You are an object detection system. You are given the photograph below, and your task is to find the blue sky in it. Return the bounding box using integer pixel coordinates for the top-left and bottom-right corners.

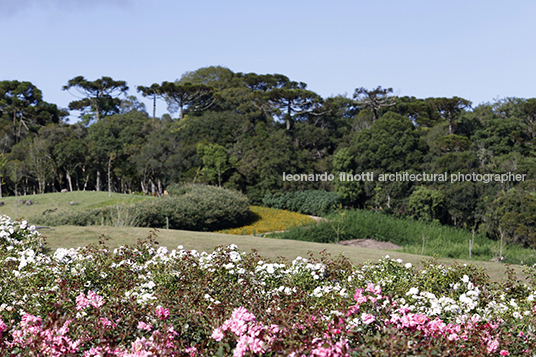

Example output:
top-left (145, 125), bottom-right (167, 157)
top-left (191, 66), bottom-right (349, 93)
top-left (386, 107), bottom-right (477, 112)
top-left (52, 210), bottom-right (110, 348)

top-left (1, 0), bottom-right (535, 122)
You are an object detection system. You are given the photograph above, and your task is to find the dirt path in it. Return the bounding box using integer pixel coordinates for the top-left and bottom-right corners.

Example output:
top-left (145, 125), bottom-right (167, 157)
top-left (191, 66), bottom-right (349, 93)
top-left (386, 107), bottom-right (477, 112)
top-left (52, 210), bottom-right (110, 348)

top-left (337, 239), bottom-right (402, 250)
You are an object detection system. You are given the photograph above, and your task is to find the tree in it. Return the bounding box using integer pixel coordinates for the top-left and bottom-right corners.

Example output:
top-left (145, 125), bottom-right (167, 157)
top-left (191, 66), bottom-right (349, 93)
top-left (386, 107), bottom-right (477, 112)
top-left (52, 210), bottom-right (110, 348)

top-left (521, 98), bottom-right (536, 140)
top-left (390, 96), bottom-right (442, 127)
top-left (333, 112), bottom-right (428, 208)
top-left (54, 131), bottom-right (88, 192)
top-left (429, 97), bottom-right (471, 135)
top-left (484, 188), bottom-right (536, 248)
top-left (159, 81), bottom-right (215, 121)
top-left (197, 142), bottom-right (231, 187)
top-left (0, 153), bottom-right (6, 198)
top-left (0, 80), bottom-right (66, 144)
top-left (353, 86), bottom-right (395, 122)
top-left (62, 76), bottom-right (129, 123)
top-left (407, 186), bottom-right (445, 222)
top-left (137, 84), bottom-right (165, 121)
top-left (244, 73), bottom-right (323, 130)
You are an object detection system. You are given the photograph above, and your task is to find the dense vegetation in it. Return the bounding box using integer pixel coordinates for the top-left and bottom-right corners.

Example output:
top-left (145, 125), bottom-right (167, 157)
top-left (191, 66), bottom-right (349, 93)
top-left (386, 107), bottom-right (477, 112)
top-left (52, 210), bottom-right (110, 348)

top-left (1, 216), bottom-right (535, 355)
top-left (32, 184), bottom-right (250, 231)
top-left (1, 66), bottom-right (536, 249)
top-left (275, 209), bottom-right (535, 265)
top-left (262, 190), bottom-right (341, 216)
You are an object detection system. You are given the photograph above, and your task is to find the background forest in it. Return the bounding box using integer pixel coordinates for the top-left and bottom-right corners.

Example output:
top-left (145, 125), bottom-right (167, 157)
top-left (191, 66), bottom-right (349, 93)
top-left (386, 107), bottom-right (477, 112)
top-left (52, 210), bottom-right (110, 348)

top-left (1, 65), bottom-right (535, 248)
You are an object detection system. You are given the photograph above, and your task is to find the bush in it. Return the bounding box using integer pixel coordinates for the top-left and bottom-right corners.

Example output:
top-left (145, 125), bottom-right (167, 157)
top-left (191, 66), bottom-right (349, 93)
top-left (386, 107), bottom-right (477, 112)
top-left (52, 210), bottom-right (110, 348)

top-left (33, 184), bottom-right (250, 231)
top-left (262, 190), bottom-right (341, 216)
top-left (135, 184), bottom-right (250, 231)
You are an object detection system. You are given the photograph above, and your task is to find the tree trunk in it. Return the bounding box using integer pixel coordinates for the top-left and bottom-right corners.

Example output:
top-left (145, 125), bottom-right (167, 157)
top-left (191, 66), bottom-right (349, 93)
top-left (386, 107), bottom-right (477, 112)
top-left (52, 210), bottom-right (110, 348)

top-left (66, 169), bottom-right (73, 192)
top-left (108, 155), bottom-right (113, 197)
top-left (13, 109), bottom-right (17, 144)
top-left (83, 174), bottom-right (89, 191)
top-left (95, 98), bottom-right (100, 122)
top-left (96, 171), bottom-right (101, 191)
top-left (153, 96), bottom-right (156, 121)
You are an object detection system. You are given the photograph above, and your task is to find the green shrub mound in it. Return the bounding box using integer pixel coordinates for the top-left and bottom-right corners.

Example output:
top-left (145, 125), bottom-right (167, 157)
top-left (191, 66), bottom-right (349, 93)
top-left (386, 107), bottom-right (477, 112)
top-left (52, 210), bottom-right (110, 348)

top-left (33, 184), bottom-right (250, 231)
top-left (135, 184), bottom-right (250, 231)
top-left (262, 190), bottom-right (341, 216)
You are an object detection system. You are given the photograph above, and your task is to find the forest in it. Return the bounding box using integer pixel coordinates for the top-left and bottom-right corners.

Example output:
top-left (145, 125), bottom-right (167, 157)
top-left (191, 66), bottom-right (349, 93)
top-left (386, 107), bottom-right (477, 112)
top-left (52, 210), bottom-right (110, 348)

top-left (1, 65), bottom-right (535, 248)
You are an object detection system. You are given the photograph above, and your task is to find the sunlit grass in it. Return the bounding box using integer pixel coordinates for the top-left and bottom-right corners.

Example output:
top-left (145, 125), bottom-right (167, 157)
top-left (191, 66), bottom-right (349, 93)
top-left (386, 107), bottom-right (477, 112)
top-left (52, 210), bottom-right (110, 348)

top-left (216, 206), bottom-right (315, 235)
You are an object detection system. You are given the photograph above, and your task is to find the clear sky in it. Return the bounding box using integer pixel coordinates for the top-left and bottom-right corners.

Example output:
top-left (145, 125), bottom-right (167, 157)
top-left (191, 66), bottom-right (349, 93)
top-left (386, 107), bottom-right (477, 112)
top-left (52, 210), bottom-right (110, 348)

top-left (1, 0), bottom-right (535, 122)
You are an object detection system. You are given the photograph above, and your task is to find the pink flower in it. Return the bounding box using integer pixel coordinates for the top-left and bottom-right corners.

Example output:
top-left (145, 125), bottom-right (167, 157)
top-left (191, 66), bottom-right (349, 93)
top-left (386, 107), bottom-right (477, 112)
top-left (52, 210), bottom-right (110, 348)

top-left (99, 317), bottom-right (116, 329)
top-left (361, 313), bottom-right (375, 325)
top-left (412, 314), bottom-right (428, 325)
top-left (76, 291), bottom-right (105, 310)
top-left (155, 305), bottom-right (170, 320)
top-left (136, 321), bottom-right (153, 331)
top-left (211, 327), bottom-right (225, 341)
top-left (87, 291), bottom-right (105, 309)
top-left (353, 289), bottom-right (367, 304)
top-left (185, 346), bottom-right (198, 356)
top-left (365, 283), bottom-right (381, 296)
top-left (500, 351), bottom-right (510, 356)
top-left (75, 293), bottom-right (90, 311)
top-left (231, 307), bottom-right (255, 323)
top-left (0, 318), bottom-right (7, 333)
top-left (487, 339), bottom-right (499, 354)
top-left (20, 314), bottom-right (42, 327)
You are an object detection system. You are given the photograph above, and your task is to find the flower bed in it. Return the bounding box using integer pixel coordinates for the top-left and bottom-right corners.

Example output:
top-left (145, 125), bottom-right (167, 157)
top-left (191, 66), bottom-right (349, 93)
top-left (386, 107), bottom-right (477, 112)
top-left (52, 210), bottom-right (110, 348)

top-left (0, 213), bottom-right (535, 356)
top-left (216, 206), bottom-right (315, 235)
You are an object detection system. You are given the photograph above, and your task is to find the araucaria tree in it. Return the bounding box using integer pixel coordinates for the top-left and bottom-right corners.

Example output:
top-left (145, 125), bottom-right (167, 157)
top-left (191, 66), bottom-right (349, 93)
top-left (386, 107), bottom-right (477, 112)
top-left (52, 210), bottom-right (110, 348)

top-left (159, 81), bottom-right (215, 121)
top-left (353, 86), bottom-right (396, 122)
top-left (62, 76), bottom-right (129, 123)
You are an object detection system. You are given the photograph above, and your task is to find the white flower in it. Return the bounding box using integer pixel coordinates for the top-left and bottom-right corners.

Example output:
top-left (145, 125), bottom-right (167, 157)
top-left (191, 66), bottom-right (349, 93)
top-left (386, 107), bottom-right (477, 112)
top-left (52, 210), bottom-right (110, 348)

top-left (406, 287), bottom-right (419, 296)
top-left (405, 263), bottom-right (412, 269)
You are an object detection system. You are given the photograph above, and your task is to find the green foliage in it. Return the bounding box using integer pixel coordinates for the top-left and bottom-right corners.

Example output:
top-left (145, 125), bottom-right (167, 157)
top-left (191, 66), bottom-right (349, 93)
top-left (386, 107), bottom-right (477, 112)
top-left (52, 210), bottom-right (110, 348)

top-left (276, 209), bottom-right (535, 264)
top-left (197, 142), bottom-right (231, 187)
top-left (35, 184), bottom-right (250, 232)
top-left (262, 190), bottom-right (341, 216)
top-left (484, 188), bottom-right (536, 248)
top-left (62, 76), bottom-right (129, 123)
top-left (407, 186), bottom-right (445, 222)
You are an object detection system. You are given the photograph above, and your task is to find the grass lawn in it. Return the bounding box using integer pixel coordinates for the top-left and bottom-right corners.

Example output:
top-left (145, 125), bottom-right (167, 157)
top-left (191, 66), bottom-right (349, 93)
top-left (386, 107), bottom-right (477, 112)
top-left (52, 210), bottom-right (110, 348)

top-left (0, 191), bottom-right (152, 221)
top-left (0, 191), bottom-right (527, 283)
top-left (40, 225), bottom-right (526, 283)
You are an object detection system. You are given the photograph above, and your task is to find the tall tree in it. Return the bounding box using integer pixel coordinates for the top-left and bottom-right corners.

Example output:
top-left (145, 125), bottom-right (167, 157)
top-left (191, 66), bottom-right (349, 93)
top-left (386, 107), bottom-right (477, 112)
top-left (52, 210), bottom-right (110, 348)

top-left (429, 97), bottom-right (471, 135)
top-left (62, 76), bottom-right (129, 123)
top-left (244, 73), bottom-right (323, 130)
top-left (159, 81), bottom-right (215, 121)
top-left (137, 84), bottom-right (165, 121)
top-left (0, 80), bottom-right (65, 144)
top-left (353, 86), bottom-right (395, 122)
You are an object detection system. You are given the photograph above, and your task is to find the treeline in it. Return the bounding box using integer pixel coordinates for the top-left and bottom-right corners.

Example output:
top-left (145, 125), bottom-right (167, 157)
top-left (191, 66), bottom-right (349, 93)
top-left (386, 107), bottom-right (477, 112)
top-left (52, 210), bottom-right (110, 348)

top-left (1, 66), bottom-right (536, 246)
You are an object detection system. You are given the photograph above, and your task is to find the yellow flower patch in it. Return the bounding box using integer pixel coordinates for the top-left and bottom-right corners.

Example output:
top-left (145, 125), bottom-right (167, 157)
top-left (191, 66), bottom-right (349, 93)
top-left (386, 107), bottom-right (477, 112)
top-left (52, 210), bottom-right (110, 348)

top-left (217, 206), bottom-right (315, 235)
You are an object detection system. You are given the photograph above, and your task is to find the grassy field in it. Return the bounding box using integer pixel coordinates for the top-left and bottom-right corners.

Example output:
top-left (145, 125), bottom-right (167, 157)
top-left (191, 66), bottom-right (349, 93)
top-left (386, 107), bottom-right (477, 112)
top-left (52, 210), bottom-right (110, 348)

top-left (0, 191), bottom-right (529, 282)
top-left (0, 191), bottom-right (152, 221)
top-left (39, 225), bottom-right (527, 282)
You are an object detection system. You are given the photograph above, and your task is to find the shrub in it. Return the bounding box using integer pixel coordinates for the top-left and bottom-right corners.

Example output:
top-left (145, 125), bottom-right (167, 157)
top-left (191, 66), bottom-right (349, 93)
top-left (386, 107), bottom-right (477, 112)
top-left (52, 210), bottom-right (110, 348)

top-left (33, 184), bottom-right (250, 231)
top-left (262, 190), bottom-right (341, 216)
top-left (135, 185), bottom-right (250, 231)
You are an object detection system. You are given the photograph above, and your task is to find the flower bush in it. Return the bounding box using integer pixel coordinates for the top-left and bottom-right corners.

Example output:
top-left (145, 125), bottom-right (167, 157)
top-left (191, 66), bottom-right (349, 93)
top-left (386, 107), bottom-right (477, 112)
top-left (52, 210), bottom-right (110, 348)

top-left (0, 213), bottom-right (535, 355)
